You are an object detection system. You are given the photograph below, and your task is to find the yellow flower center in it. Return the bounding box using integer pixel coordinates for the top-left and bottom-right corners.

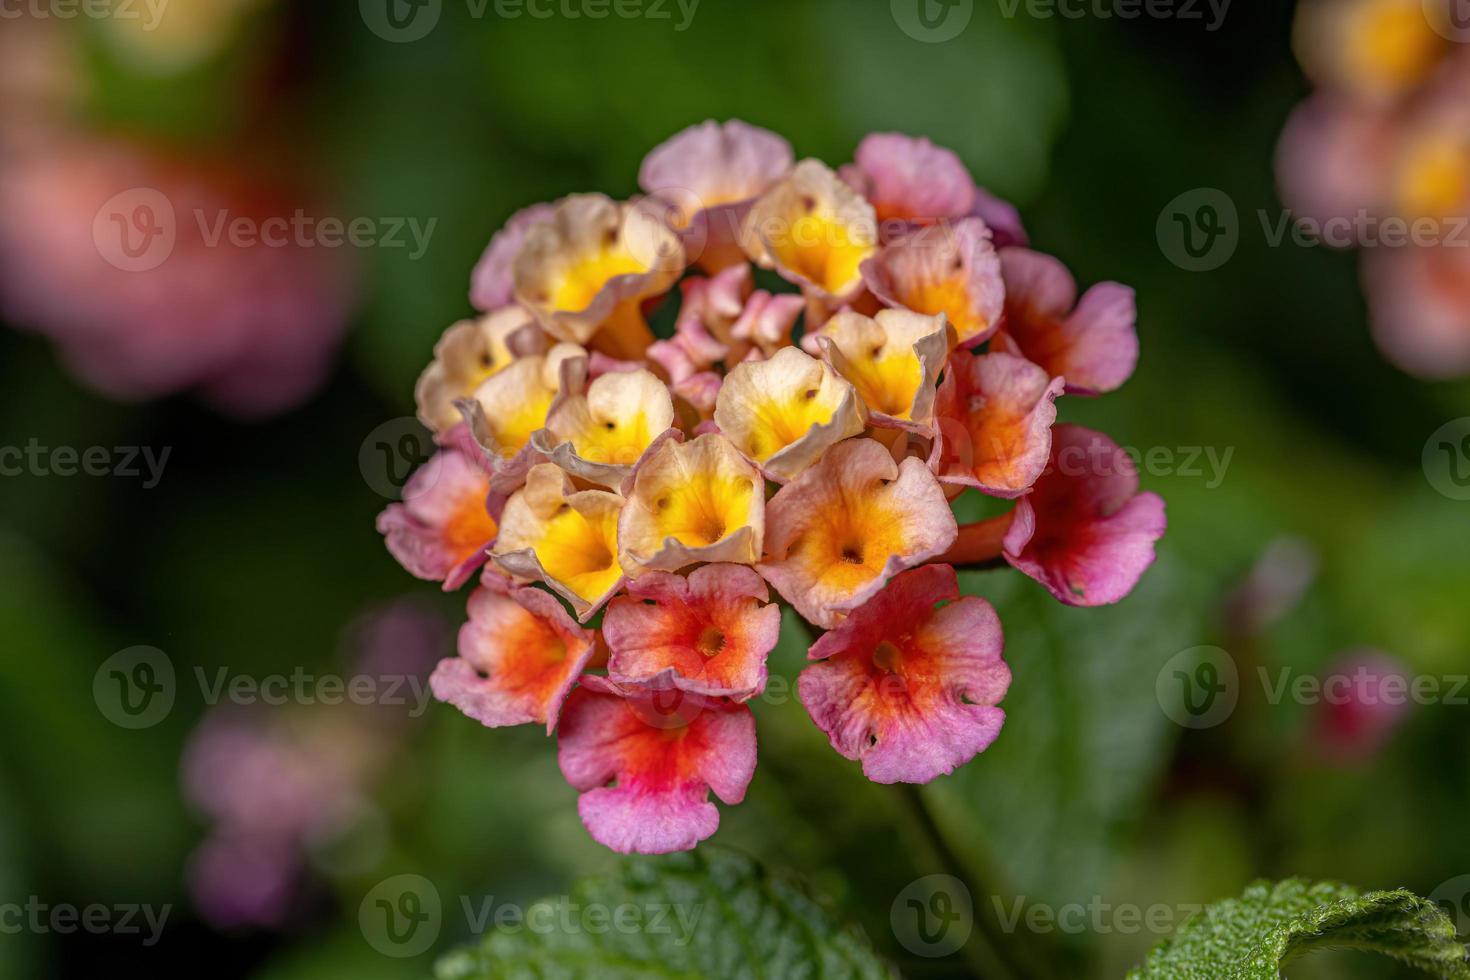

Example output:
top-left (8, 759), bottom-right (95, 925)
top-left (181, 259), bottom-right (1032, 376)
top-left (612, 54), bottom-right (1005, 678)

top-left (1396, 133), bottom-right (1470, 220)
top-left (771, 211), bottom-right (873, 295)
top-left (551, 246), bottom-right (648, 313)
top-left (1348, 1), bottom-right (1443, 92)
top-left (842, 345), bottom-right (923, 419)
top-left (534, 505), bottom-right (622, 604)
top-left (653, 472), bottom-right (755, 548)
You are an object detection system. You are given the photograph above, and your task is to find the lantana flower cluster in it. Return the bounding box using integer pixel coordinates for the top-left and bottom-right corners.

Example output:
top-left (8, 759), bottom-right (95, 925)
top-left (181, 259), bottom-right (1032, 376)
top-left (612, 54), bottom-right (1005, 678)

top-left (378, 120), bottom-right (1166, 855)
top-left (1278, 0), bottom-right (1470, 377)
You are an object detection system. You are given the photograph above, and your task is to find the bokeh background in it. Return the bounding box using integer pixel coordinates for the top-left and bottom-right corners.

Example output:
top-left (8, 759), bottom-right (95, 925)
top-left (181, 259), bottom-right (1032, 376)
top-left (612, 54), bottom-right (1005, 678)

top-left (1, 1), bottom-right (1468, 978)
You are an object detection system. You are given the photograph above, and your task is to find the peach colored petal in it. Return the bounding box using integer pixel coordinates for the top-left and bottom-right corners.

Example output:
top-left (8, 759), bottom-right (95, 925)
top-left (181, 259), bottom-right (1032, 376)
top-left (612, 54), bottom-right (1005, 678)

top-left (531, 368), bottom-right (675, 488)
top-left (714, 346), bottom-right (868, 483)
top-left (813, 308), bottom-right (950, 431)
top-left (415, 306), bottom-right (546, 434)
top-left (861, 218), bottom-right (1003, 346)
top-left (603, 564), bottom-right (780, 700)
top-left (376, 448), bottom-right (496, 591)
top-left (740, 159), bottom-right (878, 303)
top-left (758, 438), bottom-right (957, 628)
top-left (934, 349), bottom-right (1061, 497)
top-left (617, 433), bottom-right (764, 576)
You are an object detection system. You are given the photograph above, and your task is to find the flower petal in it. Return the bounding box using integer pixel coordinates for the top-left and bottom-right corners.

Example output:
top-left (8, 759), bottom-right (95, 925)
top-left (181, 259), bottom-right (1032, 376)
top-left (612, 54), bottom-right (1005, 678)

top-left (934, 349), bottom-right (1061, 497)
top-left (415, 306), bottom-right (546, 434)
top-left (714, 346), bottom-right (868, 482)
top-left (759, 438), bottom-right (957, 628)
top-left (843, 132), bottom-right (976, 231)
top-left (376, 448), bottom-right (496, 590)
top-left (741, 159), bottom-right (878, 303)
top-left (1003, 425), bottom-right (1166, 606)
top-left (470, 201), bottom-right (559, 312)
top-left (557, 677), bottom-right (756, 854)
top-left (431, 573), bottom-right (596, 732)
top-left (603, 564), bottom-right (780, 700)
top-left (531, 368), bottom-right (676, 488)
top-left (492, 463), bottom-right (625, 620)
top-left (799, 564), bottom-right (1009, 784)
top-left (861, 218), bottom-right (1004, 346)
top-left (618, 433), bottom-right (764, 576)
top-left (993, 247), bottom-right (1138, 396)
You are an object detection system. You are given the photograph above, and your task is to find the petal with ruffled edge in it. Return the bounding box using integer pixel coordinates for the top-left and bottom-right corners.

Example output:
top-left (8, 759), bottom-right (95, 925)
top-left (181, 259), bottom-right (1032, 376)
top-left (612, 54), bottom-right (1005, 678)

top-left (1003, 425), bottom-right (1166, 606)
top-left (431, 573), bottom-right (596, 732)
top-left (531, 368), bottom-right (676, 488)
top-left (513, 194), bottom-right (686, 360)
top-left (470, 201), bottom-right (559, 312)
top-left (934, 349), bottom-right (1062, 498)
top-left (639, 120), bottom-right (793, 272)
top-left (603, 564), bottom-right (780, 700)
top-left (842, 133), bottom-right (976, 230)
top-left (992, 247), bottom-right (1138, 396)
top-left (861, 218), bottom-right (1003, 346)
top-left (492, 463), bottom-right (625, 620)
top-left (798, 564), bottom-right (1009, 784)
top-left (376, 448), bottom-right (496, 591)
top-left (714, 346), bottom-right (868, 483)
top-left (759, 438), bottom-right (957, 629)
top-left (459, 343), bottom-right (587, 491)
top-left (618, 433), bottom-right (764, 576)
top-left (557, 676), bottom-right (756, 854)
top-left (741, 159), bottom-right (878, 304)
top-left (415, 306), bottom-right (547, 434)
top-left (813, 308), bottom-right (950, 430)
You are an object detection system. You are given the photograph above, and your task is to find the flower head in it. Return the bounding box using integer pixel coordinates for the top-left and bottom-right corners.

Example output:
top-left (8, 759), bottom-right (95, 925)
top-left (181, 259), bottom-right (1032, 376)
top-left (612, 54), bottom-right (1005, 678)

top-left (861, 218), bottom-right (1004, 346)
top-left (415, 306), bottom-right (546, 434)
top-left (714, 346), bottom-right (868, 482)
top-left (799, 564), bottom-right (1009, 783)
top-left (431, 572), bottom-right (598, 733)
top-left (1003, 425), bottom-right (1166, 606)
top-left (640, 119), bottom-right (793, 272)
top-left (513, 193), bottom-right (685, 359)
top-left (376, 447), bottom-right (496, 591)
top-left (618, 433), bottom-right (764, 575)
top-left (933, 349), bottom-right (1062, 497)
top-left (813, 308), bottom-right (950, 430)
top-left (492, 462), bottom-right (625, 620)
top-left (603, 564), bottom-right (780, 700)
top-left (759, 438), bottom-right (957, 628)
top-left (992, 247), bottom-right (1138, 396)
top-left (741, 159), bottom-right (878, 304)
top-left (557, 676), bottom-right (756, 854)
top-left (531, 368), bottom-right (676, 488)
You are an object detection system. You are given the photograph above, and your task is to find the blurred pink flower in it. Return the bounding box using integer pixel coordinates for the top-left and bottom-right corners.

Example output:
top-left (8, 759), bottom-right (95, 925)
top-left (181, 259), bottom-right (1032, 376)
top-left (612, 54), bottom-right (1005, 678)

top-left (0, 134), bottom-right (355, 416)
top-left (1312, 650), bottom-right (1413, 764)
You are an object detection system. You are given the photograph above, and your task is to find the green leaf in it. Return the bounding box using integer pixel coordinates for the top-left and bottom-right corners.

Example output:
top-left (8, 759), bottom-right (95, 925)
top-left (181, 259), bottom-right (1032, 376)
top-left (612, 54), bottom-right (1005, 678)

top-left (435, 847), bottom-right (893, 980)
top-left (1127, 879), bottom-right (1470, 979)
